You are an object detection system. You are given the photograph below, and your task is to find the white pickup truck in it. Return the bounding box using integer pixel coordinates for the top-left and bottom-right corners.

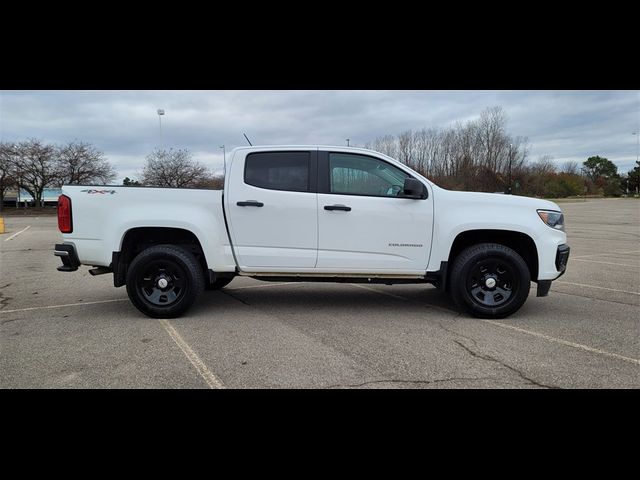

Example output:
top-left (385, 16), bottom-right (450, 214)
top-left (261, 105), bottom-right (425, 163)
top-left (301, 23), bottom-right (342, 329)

top-left (54, 146), bottom-right (570, 319)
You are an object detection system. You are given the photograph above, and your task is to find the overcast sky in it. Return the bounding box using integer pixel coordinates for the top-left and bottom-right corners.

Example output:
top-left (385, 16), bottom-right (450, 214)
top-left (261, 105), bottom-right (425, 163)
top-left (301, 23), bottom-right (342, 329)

top-left (1, 90), bottom-right (638, 182)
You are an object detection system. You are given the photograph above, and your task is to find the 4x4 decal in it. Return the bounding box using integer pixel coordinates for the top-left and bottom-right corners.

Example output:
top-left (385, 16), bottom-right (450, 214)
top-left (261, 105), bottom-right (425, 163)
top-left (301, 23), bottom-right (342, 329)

top-left (80, 189), bottom-right (116, 195)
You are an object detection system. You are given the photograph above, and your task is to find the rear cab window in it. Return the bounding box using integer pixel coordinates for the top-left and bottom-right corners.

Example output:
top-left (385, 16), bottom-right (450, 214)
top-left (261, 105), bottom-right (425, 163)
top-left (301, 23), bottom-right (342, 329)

top-left (244, 151), bottom-right (311, 192)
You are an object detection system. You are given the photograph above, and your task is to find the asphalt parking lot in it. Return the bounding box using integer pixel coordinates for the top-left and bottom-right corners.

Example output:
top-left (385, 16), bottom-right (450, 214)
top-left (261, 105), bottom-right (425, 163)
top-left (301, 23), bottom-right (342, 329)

top-left (1, 198), bottom-right (638, 388)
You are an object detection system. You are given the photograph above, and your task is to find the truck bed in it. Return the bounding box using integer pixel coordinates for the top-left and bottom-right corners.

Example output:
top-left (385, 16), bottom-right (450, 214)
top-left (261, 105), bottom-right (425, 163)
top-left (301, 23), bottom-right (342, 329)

top-left (60, 185), bottom-right (234, 270)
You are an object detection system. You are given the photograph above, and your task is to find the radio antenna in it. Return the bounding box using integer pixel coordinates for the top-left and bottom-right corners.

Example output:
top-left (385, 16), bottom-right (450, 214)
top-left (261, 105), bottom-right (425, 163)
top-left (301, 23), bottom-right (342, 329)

top-left (243, 133), bottom-right (253, 146)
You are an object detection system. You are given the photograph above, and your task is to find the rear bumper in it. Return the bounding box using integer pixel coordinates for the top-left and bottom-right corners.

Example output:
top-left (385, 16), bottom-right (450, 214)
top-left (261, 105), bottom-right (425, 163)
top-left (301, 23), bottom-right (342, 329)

top-left (54, 243), bottom-right (80, 272)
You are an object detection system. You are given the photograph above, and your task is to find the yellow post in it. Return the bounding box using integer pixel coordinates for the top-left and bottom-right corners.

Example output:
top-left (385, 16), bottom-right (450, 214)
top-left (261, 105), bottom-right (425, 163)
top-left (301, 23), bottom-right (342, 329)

top-left (0, 216), bottom-right (4, 234)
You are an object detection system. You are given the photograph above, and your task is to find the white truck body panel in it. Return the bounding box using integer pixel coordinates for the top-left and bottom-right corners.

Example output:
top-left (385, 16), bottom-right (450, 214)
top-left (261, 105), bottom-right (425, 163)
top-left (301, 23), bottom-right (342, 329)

top-left (316, 192), bottom-right (433, 273)
top-left (61, 186), bottom-right (236, 271)
top-left (426, 187), bottom-right (565, 280)
top-left (224, 148), bottom-right (318, 269)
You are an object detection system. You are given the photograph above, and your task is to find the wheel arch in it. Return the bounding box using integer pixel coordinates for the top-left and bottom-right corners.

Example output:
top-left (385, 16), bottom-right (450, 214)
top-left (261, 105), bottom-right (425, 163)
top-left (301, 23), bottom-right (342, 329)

top-left (113, 227), bottom-right (208, 287)
top-left (445, 229), bottom-right (539, 290)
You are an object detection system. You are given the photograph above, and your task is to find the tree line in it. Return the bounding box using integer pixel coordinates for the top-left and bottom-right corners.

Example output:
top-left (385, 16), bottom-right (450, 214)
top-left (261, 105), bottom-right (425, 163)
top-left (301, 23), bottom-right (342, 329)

top-left (2, 108), bottom-right (637, 211)
top-left (0, 141), bottom-right (224, 210)
top-left (0, 139), bottom-right (117, 209)
top-left (365, 106), bottom-right (640, 198)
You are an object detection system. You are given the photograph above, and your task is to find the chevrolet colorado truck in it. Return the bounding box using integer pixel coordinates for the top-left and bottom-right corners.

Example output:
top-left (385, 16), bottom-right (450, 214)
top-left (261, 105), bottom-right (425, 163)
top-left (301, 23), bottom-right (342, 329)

top-left (54, 146), bottom-right (570, 319)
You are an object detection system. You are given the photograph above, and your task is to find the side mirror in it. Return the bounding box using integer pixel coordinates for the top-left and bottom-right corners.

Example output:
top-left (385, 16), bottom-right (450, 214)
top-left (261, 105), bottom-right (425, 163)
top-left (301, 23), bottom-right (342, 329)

top-left (402, 178), bottom-right (425, 199)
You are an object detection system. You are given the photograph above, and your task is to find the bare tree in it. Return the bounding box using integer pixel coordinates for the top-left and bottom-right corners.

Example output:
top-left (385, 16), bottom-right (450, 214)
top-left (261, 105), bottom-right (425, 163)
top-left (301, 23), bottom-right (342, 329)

top-left (366, 135), bottom-right (398, 158)
top-left (0, 142), bottom-right (17, 211)
top-left (12, 139), bottom-right (59, 207)
top-left (397, 130), bottom-right (415, 167)
top-left (477, 106), bottom-right (508, 174)
top-left (561, 160), bottom-right (580, 175)
top-left (523, 155), bottom-right (557, 197)
top-left (56, 141), bottom-right (116, 185)
top-left (531, 155), bottom-right (557, 175)
top-left (366, 106), bottom-right (535, 193)
top-left (141, 148), bottom-right (214, 188)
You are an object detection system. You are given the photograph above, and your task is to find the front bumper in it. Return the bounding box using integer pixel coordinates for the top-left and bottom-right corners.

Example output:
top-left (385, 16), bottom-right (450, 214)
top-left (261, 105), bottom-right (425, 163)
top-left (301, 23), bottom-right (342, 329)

top-left (54, 243), bottom-right (80, 272)
top-left (555, 244), bottom-right (570, 273)
top-left (537, 244), bottom-right (570, 297)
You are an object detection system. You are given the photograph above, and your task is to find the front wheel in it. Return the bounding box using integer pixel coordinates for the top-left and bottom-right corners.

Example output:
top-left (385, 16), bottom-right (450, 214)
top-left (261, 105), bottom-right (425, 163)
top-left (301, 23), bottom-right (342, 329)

top-left (449, 243), bottom-right (531, 318)
top-left (126, 244), bottom-right (205, 318)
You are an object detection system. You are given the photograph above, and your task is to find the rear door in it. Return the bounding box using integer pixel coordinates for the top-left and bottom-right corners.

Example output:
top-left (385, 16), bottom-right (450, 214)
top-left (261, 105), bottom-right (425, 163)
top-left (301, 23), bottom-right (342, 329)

top-left (316, 150), bottom-right (433, 273)
top-left (225, 149), bottom-right (318, 269)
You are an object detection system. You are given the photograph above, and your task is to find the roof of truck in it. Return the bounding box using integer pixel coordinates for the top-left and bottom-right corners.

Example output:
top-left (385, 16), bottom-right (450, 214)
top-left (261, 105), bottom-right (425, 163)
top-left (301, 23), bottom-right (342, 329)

top-left (230, 145), bottom-right (381, 153)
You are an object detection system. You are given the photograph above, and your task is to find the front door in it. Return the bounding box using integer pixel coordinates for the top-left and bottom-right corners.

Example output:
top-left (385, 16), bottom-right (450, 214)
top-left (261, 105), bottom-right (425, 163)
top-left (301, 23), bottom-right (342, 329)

top-left (316, 151), bottom-right (433, 273)
top-left (225, 149), bottom-right (318, 269)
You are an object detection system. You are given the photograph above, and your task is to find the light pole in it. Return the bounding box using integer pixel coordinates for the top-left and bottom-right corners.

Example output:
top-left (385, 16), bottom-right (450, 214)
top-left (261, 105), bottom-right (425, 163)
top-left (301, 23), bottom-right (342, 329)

top-left (634, 131), bottom-right (639, 195)
top-left (157, 109), bottom-right (165, 151)
top-left (219, 145), bottom-right (226, 171)
top-left (346, 138), bottom-right (350, 147)
top-left (507, 143), bottom-right (513, 194)
top-left (12, 143), bottom-right (21, 209)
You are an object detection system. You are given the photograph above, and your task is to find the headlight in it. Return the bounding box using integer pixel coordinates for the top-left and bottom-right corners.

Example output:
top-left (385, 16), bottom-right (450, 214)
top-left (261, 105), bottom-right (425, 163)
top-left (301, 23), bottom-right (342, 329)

top-left (537, 210), bottom-right (565, 231)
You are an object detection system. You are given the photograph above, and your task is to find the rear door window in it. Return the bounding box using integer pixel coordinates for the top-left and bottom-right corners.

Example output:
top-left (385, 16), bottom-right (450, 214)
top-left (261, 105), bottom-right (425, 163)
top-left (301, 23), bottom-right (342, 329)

top-left (244, 152), bottom-right (310, 192)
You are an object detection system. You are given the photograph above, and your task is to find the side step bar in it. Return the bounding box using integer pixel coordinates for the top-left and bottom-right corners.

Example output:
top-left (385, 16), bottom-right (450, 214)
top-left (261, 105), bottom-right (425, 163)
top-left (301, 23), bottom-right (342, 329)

top-left (89, 266), bottom-right (112, 276)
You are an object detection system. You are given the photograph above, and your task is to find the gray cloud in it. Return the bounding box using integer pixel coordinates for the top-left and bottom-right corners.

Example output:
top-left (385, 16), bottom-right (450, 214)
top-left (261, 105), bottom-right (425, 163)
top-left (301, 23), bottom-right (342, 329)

top-left (1, 90), bottom-right (638, 181)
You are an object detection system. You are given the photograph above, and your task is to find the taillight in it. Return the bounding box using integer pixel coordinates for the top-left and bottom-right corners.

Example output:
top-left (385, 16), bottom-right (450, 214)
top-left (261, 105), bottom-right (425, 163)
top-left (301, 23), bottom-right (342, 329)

top-left (58, 194), bottom-right (73, 233)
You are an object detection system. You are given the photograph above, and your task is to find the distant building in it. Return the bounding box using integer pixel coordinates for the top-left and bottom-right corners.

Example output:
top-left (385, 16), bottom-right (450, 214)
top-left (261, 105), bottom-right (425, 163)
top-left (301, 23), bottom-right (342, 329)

top-left (3, 188), bottom-right (62, 206)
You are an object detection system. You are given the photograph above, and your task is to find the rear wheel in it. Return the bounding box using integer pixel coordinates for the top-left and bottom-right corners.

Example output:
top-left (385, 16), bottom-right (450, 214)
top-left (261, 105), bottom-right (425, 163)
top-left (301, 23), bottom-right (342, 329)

top-left (450, 243), bottom-right (531, 318)
top-left (126, 244), bottom-right (204, 318)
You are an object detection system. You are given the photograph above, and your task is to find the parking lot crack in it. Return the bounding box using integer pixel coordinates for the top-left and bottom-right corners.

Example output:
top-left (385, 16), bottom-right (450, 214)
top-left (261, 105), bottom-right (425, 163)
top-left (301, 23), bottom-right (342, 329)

top-left (551, 289), bottom-right (639, 307)
top-left (453, 340), bottom-right (559, 389)
top-left (0, 293), bottom-right (12, 310)
top-left (325, 377), bottom-right (494, 389)
top-left (435, 319), bottom-right (479, 346)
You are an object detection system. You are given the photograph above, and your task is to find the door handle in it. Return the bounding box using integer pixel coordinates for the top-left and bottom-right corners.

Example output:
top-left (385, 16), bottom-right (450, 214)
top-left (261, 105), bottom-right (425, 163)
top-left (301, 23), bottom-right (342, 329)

top-left (237, 200), bottom-right (264, 207)
top-left (324, 204), bottom-right (351, 212)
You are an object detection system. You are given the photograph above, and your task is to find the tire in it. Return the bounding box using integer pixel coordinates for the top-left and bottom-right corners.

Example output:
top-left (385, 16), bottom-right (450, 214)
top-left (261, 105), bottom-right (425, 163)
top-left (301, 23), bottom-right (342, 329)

top-left (449, 243), bottom-right (531, 319)
top-left (205, 276), bottom-right (235, 291)
top-left (125, 244), bottom-right (205, 318)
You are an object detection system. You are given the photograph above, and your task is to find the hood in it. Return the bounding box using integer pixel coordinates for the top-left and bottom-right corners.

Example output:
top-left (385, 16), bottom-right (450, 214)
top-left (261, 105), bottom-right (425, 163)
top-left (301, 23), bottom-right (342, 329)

top-left (433, 186), bottom-right (562, 212)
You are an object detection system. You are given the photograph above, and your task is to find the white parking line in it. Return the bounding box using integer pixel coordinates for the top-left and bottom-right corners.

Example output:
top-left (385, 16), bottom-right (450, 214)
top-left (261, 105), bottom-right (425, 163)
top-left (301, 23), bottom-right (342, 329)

top-left (3, 225), bottom-right (31, 241)
top-left (555, 281), bottom-right (640, 296)
top-left (351, 283), bottom-right (640, 366)
top-left (349, 283), bottom-right (457, 314)
top-left (158, 319), bottom-right (224, 389)
top-left (482, 320), bottom-right (640, 366)
top-left (572, 249), bottom-right (640, 259)
top-left (0, 298), bottom-right (128, 314)
top-left (225, 282), bottom-right (292, 291)
top-left (571, 258), bottom-right (640, 267)
top-left (0, 282), bottom-right (301, 313)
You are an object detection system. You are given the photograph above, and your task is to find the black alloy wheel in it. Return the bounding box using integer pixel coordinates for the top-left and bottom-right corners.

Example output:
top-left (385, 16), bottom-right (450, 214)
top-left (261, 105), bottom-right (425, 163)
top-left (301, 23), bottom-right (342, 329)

top-left (138, 259), bottom-right (188, 307)
top-left (450, 243), bottom-right (531, 318)
top-left (126, 244), bottom-right (204, 318)
top-left (466, 258), bottom-right (518, 308)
